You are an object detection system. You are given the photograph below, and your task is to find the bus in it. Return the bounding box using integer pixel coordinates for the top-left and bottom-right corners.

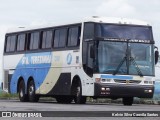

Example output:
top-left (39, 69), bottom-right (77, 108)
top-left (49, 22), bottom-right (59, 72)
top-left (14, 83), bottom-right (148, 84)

top-left (2, 16), bottom-right (159, 105)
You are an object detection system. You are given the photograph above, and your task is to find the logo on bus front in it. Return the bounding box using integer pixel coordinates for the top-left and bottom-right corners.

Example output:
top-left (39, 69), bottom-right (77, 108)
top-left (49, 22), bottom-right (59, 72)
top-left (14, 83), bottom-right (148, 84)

top-left (66, 53), bottom-right (72, 65)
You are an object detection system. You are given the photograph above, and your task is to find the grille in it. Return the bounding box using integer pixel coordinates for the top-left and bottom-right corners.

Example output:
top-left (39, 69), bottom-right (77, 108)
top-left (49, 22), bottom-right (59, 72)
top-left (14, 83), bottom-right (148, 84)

top-left (114, 79), bottom-right (141, 84)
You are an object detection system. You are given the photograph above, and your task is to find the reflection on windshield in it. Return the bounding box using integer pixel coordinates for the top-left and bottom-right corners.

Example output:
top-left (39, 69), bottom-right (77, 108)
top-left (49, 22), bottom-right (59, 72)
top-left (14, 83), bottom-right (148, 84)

top-left (98, 41), bottom-right (154, 76)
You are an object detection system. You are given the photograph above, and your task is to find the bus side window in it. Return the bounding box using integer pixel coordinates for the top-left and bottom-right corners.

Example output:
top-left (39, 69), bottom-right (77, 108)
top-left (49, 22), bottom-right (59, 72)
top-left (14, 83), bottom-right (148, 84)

top-left (5, 36), bottom-right (11, 52)
top-left (41, 30), bottom-right (53, 49)
top-left (67, 26), bottom-right (81, 47)
top-left (17, 34), bottom-right (26, 51)
top-left (28, 32), bottom-right (40, 50)
top-left (53, 28), bottom-right (67, 48)
top-left (83, 23), bottom-right (94, 39)
top-left (5, 35), bottom-right (17, 53)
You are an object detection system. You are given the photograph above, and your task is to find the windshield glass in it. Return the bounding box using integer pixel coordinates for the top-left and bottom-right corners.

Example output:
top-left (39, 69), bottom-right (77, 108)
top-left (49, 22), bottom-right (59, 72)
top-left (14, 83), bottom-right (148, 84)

top-left (98, 41), bottom-right (154, 76)
top-left (96, 24), bottom-right (153, 40)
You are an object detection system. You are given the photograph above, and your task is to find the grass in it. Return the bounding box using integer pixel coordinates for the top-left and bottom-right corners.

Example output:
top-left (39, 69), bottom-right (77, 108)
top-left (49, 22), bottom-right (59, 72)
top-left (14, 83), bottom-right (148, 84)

top-left (0, 87), bottom-right (18, 99)
top-left (0, 92), bottom-right (18, 99)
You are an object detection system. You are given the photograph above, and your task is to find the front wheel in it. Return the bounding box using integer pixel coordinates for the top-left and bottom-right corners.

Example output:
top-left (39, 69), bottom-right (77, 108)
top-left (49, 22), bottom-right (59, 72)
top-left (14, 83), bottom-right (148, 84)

top-left (122, 97), bottom-right (133, 106)
top-left (28, 80), bottom-right (39, 102)
top-left (74, 81), bottom-right (86, 104)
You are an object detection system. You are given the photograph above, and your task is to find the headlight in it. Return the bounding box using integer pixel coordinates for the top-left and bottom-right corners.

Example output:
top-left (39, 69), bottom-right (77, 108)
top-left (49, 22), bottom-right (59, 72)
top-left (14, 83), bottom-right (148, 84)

top-left (101, 79), bottom-right (112, 82)
top-left (144, 81), bottom-right (153, 84)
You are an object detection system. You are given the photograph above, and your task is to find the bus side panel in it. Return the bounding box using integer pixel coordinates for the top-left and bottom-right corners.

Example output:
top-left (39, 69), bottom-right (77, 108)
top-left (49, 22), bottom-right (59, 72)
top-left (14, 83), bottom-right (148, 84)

top-left (3, 54), bottom-right (24, 93)
top-left (46, 73), bottom-right (71, 95)
top-left (4, 52), bottom-right (52, 94)
top-left (37, 51), bottom-right (72, 95)
top-left (21, 52), bottom-right (52, 94)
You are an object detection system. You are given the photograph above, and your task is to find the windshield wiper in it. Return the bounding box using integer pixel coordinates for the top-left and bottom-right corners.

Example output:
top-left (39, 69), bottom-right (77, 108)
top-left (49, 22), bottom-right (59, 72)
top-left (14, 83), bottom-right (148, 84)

top-left (113, 54), bottom-right (127, 75)
top-left (113, 39), bottom-right (143, 77)
top-left (129, 57), bottom-right (143, 77)
top-left (113, 55), bottom-right (143, 77)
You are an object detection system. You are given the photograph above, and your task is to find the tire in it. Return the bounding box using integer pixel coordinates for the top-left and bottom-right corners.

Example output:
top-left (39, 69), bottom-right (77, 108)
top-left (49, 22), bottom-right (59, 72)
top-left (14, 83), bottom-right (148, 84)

top-left (123, 97), bottom-right (133, 106)
top-left (18, 80), bottom-right (28, 102)
top-left (28, 80), bottom-right (39, 102)
top-left (73, 81), bottom-right (86, 104)
top-left (56, 96), bottom-right (73, 104)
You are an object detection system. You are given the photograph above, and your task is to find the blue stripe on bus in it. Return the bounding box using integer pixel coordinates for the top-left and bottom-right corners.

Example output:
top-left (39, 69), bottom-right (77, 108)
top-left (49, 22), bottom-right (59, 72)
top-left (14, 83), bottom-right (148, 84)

top-left (10, 52), bottom-right (52, 94)
top-left (101, 75), bottom-right (133, 80)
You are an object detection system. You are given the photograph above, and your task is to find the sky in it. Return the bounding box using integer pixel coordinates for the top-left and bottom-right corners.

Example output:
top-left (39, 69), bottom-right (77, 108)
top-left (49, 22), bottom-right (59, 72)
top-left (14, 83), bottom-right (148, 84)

top-left (0, 0), bottom-right (160, 82)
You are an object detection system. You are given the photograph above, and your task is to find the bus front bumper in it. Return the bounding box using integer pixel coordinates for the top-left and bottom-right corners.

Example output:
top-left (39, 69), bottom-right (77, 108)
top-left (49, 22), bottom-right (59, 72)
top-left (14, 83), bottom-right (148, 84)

top-left (94, 83), bottom-right (154, 98)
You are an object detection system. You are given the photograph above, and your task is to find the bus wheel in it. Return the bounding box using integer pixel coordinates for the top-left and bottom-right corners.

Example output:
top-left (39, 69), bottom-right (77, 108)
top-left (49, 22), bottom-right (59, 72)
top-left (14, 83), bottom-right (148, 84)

top-left (74, 81), bottom-right (86, 104)
top-left (28, 80), bottom-right (39, 102)
top-left (122, 97), bottom-right (133, 106)
top-left (18, 80), bottom-right (28, 102)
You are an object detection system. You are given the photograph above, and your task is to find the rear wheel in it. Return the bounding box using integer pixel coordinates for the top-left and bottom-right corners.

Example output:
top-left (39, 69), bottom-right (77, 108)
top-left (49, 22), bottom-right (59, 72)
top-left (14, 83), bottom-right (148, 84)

top-left (18, 80), bottom-right (28, 102)
top-left (73, 81), bottom-right (86, 104)
top-left (28, 80), bottom-right (39, 102)
top-left (123, 97), bottom-right (133, 106)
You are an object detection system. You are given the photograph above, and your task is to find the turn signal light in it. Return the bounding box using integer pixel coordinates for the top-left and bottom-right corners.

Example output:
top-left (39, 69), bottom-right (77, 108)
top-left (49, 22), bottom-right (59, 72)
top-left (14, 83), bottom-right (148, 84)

top-left (95, 78), bottom-right (101, 83)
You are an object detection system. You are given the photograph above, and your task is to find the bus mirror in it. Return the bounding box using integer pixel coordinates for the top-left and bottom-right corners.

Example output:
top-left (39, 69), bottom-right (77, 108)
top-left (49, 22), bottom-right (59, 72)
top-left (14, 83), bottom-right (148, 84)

top-left (90, 45), bottom-right (95, 59)
top-left (155, 50), bottom-right (159, 65)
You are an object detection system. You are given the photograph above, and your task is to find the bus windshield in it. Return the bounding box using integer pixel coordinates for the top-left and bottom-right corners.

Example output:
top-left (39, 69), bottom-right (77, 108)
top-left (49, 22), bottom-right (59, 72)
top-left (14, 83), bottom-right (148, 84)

top-left (83, 23), bottom-right (154, 76)
top-left (95, 24), bottom-right (154, 76)
top-left (98, 41), bottom-right (154, 76)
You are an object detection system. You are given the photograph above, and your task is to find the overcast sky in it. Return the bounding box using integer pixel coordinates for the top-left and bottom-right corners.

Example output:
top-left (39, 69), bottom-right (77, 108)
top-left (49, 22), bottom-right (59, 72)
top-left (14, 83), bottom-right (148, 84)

top-left (0, 0), bottom-right (160, 81)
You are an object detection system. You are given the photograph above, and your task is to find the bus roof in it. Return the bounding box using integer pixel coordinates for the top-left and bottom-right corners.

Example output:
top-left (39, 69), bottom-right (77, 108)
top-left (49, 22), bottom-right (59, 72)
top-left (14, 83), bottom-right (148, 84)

top-left (6, 16), bottom-right (150, 34)
top-left (84, 16), bottom-right (149, 25)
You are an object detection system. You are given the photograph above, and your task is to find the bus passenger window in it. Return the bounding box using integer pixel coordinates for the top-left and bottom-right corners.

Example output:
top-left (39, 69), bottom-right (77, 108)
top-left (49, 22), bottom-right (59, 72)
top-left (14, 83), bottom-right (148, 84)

top-left (42, 31), bottom-right (52, 49)
top-left (67, 27), bottom-right (80, 47)
top-left (17, 34), bottom-right (26, 51)
top-left (29, 32), bottom-right (40, 50)
top-left (5, 35), bottom-right (16, 53)
top-left (54, 28), bottom-right (67, 48)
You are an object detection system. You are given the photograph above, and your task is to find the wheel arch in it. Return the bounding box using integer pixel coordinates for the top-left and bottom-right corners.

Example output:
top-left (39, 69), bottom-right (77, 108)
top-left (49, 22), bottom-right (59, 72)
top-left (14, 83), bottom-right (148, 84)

top-left (72, 75), bottom-right (81, 87)
top-left (71, 75), bottom-right (81, 95)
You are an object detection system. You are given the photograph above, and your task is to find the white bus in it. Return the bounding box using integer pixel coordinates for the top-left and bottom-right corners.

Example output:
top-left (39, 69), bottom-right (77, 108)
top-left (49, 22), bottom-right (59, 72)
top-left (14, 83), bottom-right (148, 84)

top-left (2, 17), bottom-right (159, 105)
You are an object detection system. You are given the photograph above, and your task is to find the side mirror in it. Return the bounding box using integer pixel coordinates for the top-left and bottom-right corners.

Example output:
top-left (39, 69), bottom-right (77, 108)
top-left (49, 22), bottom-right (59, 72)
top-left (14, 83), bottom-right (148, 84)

top-left (90, 45), bottom-right (95, 59)
top-left (155, 50), bottom-right (159, 65)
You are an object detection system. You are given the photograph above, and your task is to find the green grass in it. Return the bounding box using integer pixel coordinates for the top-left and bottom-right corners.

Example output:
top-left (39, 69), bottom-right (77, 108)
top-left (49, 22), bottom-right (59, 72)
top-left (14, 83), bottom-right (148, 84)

top-left (0, 86), bottom-right (18, 99)
top-left (0, 92), bottom-right (18, 99)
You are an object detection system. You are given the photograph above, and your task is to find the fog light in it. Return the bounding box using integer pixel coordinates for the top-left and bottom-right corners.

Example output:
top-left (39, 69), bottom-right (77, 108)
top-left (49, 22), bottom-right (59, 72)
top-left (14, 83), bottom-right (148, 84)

top-left (144, 89), bottom-right (152, 93)
top-left (106, 88), bottom-right (110, 91)
top-left (148, 90), bottom-right (152, 93)
top-left (101, 87), bottom-right (105, 91)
